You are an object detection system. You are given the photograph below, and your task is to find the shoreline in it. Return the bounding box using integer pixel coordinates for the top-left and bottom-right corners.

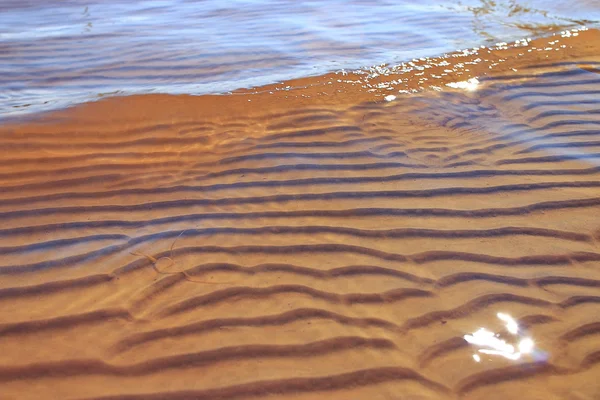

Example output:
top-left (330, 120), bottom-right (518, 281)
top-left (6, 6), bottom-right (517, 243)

top-left (3, 27), bottom-right (597, 127)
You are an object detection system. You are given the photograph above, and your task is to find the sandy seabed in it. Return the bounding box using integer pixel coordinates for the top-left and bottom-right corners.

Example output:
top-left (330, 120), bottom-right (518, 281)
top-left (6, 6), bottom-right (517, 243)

top-left (1, 29), bottom-right (600, 400)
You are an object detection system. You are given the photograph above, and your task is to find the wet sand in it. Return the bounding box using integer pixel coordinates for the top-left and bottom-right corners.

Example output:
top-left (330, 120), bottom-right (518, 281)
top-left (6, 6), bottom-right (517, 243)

top-left (1, 29), bottom-right (600, 399)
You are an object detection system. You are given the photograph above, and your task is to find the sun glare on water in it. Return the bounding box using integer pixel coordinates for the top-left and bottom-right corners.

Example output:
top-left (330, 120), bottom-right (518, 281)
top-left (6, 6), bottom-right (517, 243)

top-left (464, 312), bottom-right (540, 363)
top-left (446, 77), bottom-right (480, 91)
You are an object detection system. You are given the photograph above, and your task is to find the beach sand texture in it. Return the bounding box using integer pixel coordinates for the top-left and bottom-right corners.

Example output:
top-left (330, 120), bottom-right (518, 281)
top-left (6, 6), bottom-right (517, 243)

top-left (1, 29), bottom-right (600, 399)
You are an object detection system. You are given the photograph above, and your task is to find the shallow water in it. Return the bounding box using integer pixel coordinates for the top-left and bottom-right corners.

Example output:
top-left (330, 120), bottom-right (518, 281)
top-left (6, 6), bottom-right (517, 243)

top-left (1, 0), bottom-right (598, 116)
top-left (3, 50), bottom-right (600, 397)
top-left (2, 2), bottom-right (600, 400)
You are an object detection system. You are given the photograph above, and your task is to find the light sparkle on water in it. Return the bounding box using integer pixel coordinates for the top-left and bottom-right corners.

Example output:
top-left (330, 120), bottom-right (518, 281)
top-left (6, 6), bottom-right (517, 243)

top-left (464, 312), bottom-right (538, 363)
top-left (446, 77), bottom-right (480, 91)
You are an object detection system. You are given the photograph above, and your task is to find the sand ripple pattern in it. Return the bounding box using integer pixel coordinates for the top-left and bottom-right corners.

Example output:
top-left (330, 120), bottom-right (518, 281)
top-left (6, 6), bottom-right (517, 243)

top-left (1, 61), bottom-right (600, 399)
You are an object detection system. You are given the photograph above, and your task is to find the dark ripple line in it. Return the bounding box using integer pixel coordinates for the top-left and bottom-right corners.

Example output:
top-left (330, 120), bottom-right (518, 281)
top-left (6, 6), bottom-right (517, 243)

top-left (0, 308), bottom-right (133, 336)
top-left (497, 153), bottom-right (600, 165)
top-left (0, 225), bottom-right (590, 257)
top-left (252, 136), bottom-right (391, 150)
top-left (0, 161), bottom-right (429, 194)
top-left (456, 362), bottom-right (569, 394)
top-left (0, 336), bottom-right (395, 381)
top-left (516, 140), bottom-right (600, 154)
top-left (0, 161), bottom-right (190, 183)
top-left (113, 308), bottom-right (400, 353)
top-left (3, 180), bottom-right (600, 221)
top-left (77, 366), bottom-right (449, 400)
top-left (5, 166), bottom-right (600, 207)
top-left (460, 126), bottom-right (600, 152)
top-left (493, 78), bottom-right (600, 90)
top-left (560, 321), bottom-right (600, 342)
top-left (0, 234), bottom-right (129, 255)
top-left (1, 174), bottom-right (123, 193)
top-left (526, 109), bottom-right (600, 123)
top-left (193, 149), bottom-right (397, 167)
top-left (1, 196), bottom-right (599, 243)
top-left (4, 237), bottom-right (600, 274)
top-left (155, 284), bottom-right (433, 318)
top-left (0, 274), bottom-right (114, 301)
top-left (533, 119), bottom-right (600, 131)
top-left (520, 99), bottom-right (600, 112)
top-left (400, 293), bottom-right (554, 331)
top-left (500, 90), bottom-right (600, 102)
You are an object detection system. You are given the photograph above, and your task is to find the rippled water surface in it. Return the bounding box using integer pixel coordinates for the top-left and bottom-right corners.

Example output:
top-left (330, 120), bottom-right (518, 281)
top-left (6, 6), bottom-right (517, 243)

top-left (1, 0), bottom-right (597, 115)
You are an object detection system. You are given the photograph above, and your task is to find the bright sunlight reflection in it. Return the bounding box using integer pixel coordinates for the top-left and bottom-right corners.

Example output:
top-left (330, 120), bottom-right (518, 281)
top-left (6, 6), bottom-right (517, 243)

top-left (446, 77), bottom-right (480, 91)
top-left (464, 312), bottom-right (538, 362)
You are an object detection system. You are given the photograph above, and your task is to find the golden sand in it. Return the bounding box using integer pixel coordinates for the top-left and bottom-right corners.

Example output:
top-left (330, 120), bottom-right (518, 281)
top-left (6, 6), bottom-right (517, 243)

top-left (0, 29), bottom-right (599, 399)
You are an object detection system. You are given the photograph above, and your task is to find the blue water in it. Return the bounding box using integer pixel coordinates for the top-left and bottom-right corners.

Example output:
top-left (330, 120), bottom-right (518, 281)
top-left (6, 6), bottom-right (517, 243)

top-left (1, 0), bottom-right (597, 116)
